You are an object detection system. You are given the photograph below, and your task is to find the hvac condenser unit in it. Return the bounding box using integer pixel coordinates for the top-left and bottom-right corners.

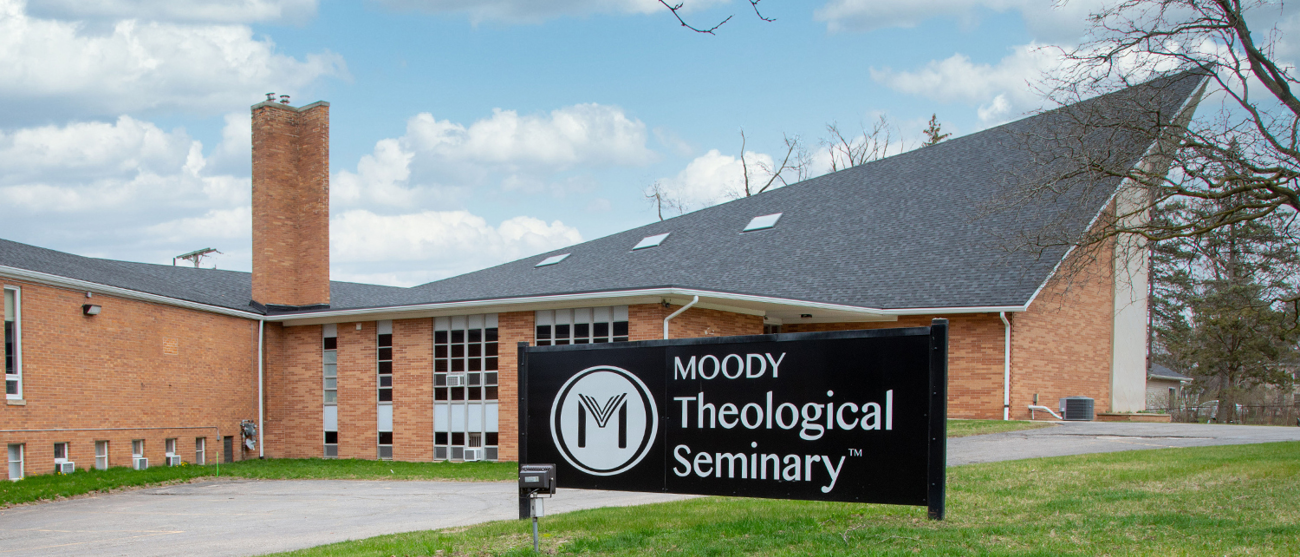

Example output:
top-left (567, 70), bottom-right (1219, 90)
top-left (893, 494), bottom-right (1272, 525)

top-left (463, 448), bottom-right (484, 462)
top-left (167, 455), bottom-right (182, 467)
top-left (57, 462), bottom-right (76, 474)
top-left (1059, 397), bottom-right (1095, 421)
top-left (133, 457), bottom-right (149, 470)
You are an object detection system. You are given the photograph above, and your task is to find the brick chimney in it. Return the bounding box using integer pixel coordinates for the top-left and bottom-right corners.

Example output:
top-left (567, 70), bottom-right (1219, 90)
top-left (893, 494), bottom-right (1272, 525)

top-left (251, 96), bottom-right (331, 308)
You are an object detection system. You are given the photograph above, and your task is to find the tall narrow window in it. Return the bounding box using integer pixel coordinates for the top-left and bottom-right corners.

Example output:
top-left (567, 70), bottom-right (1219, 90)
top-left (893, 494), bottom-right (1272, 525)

top-left (377, 321), bottom-right (393, 402)
top-left (95, 441), bottom-right (109, 470)
top-left (7, 444), bottom-right (22, 481)
top-left (4, 287), bottom-right (20, 399)
top-left (132, 440), bottom-right (144, 458)
top-left (434, 314), bottom-right (499, 461)
top-left (194, 438), bottom-right (205, 466)
top-left (323, 324), bottom-right (338, 458)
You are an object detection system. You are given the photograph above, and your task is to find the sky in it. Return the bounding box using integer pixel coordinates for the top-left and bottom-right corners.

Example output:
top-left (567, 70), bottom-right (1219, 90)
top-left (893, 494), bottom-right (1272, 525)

top-left (0, 0), bottom-right (1267, 287)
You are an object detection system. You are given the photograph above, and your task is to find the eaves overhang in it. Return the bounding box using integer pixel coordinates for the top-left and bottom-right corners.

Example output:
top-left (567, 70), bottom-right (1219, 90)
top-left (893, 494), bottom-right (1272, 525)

top-left (0, 264), bottom-right (263, 320)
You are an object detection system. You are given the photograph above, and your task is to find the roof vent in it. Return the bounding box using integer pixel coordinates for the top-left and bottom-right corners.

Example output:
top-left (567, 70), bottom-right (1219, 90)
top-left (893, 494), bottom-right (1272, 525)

top-left (535, 253), bottom-right (570, 267)
top-left (743, 213), bottom-right (783, 232)
top-left (633, 233), bottom-right (670, 250)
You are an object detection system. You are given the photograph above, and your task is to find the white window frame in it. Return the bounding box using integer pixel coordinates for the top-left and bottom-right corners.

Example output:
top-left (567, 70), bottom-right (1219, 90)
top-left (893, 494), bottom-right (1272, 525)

top-left (132, 439), bottom-right (144, 458)
top-left (165, 438), bottom-right (176, 457)
top-left (54, 442), bottom-right (68, 463)
top-left (4, 286), bottom-right (21, 400)
top-left (195, 438), bottom-right (205, 465)
top-left (95, 441), bottom-right (109, 470)
top-left (8, 444), bottom-right (23, 481)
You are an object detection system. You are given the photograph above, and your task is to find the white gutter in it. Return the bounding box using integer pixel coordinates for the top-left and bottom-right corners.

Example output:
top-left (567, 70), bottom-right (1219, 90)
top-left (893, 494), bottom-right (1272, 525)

top-left (1000, 311), bottom-right (1011, 421)
top-left (257, 318), bottom-right (265, 458)
top-left (265, 287), bottom-right (1027, 325)
top-left (0, 265), bottom-right (261, 320)
top-left (663, 296), bottom-right (699, 339)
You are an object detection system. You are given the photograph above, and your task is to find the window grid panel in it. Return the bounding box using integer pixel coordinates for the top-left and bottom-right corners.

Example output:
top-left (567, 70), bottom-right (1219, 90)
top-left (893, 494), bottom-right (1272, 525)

top-left (96, 441), bottom-right (109, 470)
top-left (8, 444), bottom-right (22, 481)
top-left (323, 325), bottom-right (337, 458)
top-left (434, 314), bottom-right (498, 461)
top-left (535, 306), bottom-right (629, 346)
top-left (4, 287), bottom-right (21, 399)
top-left (195, 438), bottom-right (205, 466)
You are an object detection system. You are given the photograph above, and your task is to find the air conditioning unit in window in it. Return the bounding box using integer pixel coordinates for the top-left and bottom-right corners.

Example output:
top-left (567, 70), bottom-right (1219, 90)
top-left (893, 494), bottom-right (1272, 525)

top-left (448, 374), bottom-right (466, 387)
top-left (133, 457), bottom-right (149, 470)
top-left (167, 455), bottom-right (182, 466)
top-left (463, 448), bottom-right (484, 462)
top-left (57, 462), bottom-right (76, 474)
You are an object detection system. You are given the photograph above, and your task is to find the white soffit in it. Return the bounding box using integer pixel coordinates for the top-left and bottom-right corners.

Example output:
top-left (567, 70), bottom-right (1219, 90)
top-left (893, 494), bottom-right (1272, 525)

top-left (632, 233), bottom-right (670, 250)
top-left (743, 213), bottom-right (782, 232)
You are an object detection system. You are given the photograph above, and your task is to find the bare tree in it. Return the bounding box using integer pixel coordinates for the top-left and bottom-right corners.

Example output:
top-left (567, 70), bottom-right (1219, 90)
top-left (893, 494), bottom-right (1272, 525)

top-left (995, 0), bottom-right (1300, 308)
top-left (824, 116), bottom-right (897, 171)
top-left (645, 180), bottom-right (687, 221)
top-left (739, 129), bottom-right (810, 197)
top-left (656, 0), bottom-right (773, 34)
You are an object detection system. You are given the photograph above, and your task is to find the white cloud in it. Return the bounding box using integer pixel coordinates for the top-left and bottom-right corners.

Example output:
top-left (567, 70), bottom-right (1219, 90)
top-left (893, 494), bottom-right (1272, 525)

top-left (331, 209), bottom-right (583, 285)
top-left (0, 114), bottom-right (251, 267)
top-left (25, 0), bottom-right (317, 24)
top-left (651, 148), bottom-right (777, 211)
top-left (871, 44), bottom-right (1061, 126)
top-left (375, 0), bottom-right (726, 24)
top-left (0, 0), bottom-right (345, 123)
top-left (337, 103), bottom-right (654, 209)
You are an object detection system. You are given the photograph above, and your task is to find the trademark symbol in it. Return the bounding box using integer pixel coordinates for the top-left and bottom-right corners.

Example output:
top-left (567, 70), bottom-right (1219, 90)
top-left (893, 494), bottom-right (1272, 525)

top-left (849, 448), bottom-right (862, 457)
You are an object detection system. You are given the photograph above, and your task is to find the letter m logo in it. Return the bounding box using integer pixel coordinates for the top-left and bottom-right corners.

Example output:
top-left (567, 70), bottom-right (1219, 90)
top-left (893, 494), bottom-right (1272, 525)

top-left (577, 393), bottom-right (628, 449)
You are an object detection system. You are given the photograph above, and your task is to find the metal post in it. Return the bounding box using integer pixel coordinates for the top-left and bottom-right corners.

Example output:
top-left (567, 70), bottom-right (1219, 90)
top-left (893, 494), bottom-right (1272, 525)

top-left (532, 514), bottom-right (539, 551)
top-left (927, 318), bottom-right (949, 520)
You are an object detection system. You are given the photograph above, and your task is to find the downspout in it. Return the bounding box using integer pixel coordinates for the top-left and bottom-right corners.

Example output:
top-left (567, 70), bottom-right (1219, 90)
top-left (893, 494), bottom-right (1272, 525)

top-left (1000, 311), bottom-right (1011, 421)
top-left (258, 318), bottom-right (265, 458)
top-left (663, 296), bottom-right (699, 339)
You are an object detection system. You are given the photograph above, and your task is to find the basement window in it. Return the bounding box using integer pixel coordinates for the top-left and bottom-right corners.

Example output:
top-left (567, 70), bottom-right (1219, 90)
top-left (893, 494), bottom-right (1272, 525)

top-left (633, 233), bottom-right (670, 250)
top-left (535, 253), bottom-right (570, 267)
top-left (743, 213), bottom-right (783, 232)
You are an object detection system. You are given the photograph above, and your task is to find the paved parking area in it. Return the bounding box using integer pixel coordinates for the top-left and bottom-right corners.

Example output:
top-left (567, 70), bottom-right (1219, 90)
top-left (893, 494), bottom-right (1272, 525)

top-left (2, 421), bottom-right (1297, 557)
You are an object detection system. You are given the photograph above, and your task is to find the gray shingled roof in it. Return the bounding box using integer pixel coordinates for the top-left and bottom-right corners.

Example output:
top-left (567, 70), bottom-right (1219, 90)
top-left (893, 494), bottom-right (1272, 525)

top-left (1149, 363), bottom-right (1194, 382)
top-left (0, 72), bottom-right (1205, 315)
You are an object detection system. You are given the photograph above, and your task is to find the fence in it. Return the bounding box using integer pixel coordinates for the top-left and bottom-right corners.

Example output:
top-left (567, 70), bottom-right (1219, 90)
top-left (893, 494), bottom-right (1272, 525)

top-left (1150, 402), bottom-right (1300, 425)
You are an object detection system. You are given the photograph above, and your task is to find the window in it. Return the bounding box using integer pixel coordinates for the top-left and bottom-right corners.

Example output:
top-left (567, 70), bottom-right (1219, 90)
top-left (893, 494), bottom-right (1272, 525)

top-left (4, 286), bottom-right (21, 399)
top-left (165, 438), bottom-right (176, 456)
top-left (743, 213), bottom-right (782, 232)
top-left (378, 431), bottom-right (393, 460)
top-left (323, 324), bottom-right (338, 405)
top-left (377, 321), bottom-right (392, 403)
top-left (132, 440), bottom-right (144, 458)
top-left (535, 306), bottom-right (628, 346)
top-left (195, 438), bottom-right (205, 465)
top-left (95, 441), bottom-right (109, 470)
top-left (764, 324), bottom-right (782, 334)
top-left (324, 431), bottom-right (338, 458)
top-left (535, 253), bottom-right (569, 267)
top-left (633, 232), bottom-right (670, 250)
top-left (54, 442), bottom-right (68, 461)
top-left (7, 444), bottom-right (22, 481)
top-left (434, 314), bottom-right (500, 461)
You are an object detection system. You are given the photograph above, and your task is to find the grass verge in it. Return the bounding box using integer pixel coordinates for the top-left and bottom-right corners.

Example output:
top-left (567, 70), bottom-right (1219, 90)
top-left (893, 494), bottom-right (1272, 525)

top-left (269, 441), bottom-right (1300, 556)
top-left (0, 459), bottom-right (517, 508)
top-left (946, 419), bottom-right (1053, 438)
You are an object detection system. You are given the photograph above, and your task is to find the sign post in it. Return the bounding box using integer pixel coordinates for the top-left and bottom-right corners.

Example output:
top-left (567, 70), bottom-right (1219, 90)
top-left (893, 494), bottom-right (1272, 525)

top-left (519, 320), bottom-right (948, 518)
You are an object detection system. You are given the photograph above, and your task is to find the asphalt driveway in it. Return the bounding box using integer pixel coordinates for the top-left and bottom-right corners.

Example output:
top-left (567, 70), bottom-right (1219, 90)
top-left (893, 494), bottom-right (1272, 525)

top-left (2, 421), bottom-right (1297, 557)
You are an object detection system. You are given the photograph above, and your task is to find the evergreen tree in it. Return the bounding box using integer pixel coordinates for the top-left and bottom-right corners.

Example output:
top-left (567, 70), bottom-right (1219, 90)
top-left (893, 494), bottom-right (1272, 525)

top-left (921, 114), bottom-right (949, 147)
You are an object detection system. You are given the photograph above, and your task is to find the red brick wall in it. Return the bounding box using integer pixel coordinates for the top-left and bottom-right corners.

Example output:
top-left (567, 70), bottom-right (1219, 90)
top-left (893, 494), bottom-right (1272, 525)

top-left (263, 323), bottom-right (322, 458)
top-left (335, 321), bottom-right (377, 459)
top-left (251, 101), bottom-right (330, 307)
top-left (0, 279), bottom-right (258, 475)
top-left (1008, 242), bottom-right (1116, 419)
top-left (784, 315), bottom-right (1007, 419)
top-left (393, 318), bottom-right (433, 461)
top-left (628, 304), bottom-right (764, 341)
top-left (495, 311), bottom-right (533, 462)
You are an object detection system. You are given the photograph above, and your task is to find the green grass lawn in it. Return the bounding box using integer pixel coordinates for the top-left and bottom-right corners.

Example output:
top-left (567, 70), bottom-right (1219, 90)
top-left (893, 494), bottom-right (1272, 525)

top-left (0, 458), bottom-right (517, 508)
top-left (946, 419), bottom-right (1053, 438)
top-left (269, 442), bottom-right (1300, 556)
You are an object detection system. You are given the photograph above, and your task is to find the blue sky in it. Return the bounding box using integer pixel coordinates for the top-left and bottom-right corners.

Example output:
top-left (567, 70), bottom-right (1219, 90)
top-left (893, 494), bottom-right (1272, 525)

top-left (0, 0), bottom-right (1131, 286)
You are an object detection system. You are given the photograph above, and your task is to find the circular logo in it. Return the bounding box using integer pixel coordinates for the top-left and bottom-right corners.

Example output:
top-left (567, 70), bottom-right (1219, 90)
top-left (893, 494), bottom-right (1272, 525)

top-left (550, 365), bottom-right (658, 476)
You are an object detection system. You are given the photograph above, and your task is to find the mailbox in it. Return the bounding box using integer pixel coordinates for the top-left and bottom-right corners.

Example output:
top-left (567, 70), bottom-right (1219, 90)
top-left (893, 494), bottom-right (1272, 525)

top-left (519, 463), bottom-right (557, 495)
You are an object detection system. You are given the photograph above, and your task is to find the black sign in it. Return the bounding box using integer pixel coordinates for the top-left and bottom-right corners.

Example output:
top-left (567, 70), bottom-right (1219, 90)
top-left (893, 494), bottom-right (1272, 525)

top-left (518, 320), bottom-right (947, 519)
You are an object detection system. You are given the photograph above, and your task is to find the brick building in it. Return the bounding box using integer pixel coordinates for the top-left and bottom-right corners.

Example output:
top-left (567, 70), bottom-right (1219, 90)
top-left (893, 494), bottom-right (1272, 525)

top-left (1, 74), bottom-right (1205, 477)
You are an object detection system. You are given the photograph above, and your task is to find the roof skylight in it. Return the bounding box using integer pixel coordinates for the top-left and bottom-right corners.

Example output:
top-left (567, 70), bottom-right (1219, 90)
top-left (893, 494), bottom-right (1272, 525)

top-left (743, 213), bottom-right (783, 232)
top-left (632, 232), bottom-right (670, 250)
top-left (535, 253), bottom-right (570, 267)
